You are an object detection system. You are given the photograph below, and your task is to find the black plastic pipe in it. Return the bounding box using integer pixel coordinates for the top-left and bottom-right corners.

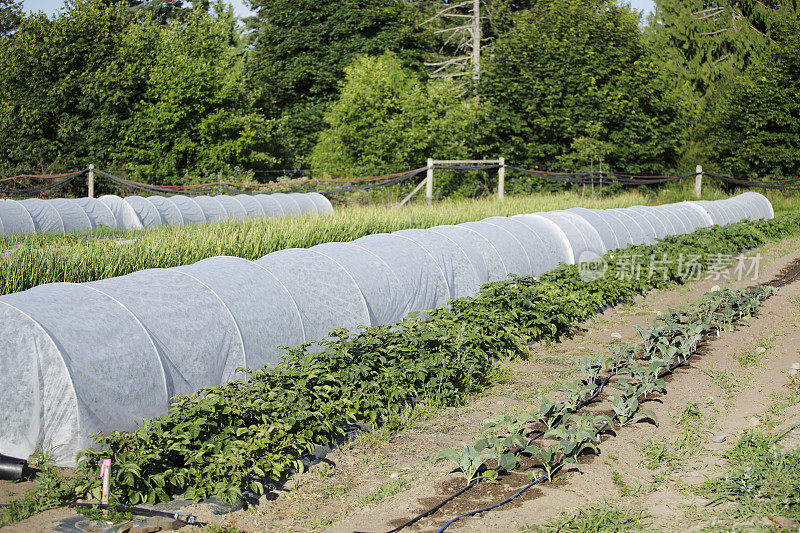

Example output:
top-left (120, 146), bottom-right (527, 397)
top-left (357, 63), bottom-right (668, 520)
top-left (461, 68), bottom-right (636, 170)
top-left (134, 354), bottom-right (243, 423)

top-left (0, 454), bottom-right (26, 480)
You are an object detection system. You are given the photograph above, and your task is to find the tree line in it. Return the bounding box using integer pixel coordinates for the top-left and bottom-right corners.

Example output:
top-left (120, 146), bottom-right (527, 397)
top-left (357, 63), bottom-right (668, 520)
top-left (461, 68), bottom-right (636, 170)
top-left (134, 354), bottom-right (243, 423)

top-left (0, 0), bottom-right (797, 188)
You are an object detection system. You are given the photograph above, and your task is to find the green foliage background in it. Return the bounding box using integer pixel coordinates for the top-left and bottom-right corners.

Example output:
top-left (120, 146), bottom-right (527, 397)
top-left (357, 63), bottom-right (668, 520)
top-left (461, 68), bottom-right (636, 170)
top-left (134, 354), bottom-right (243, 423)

top-left (0, 0), bottom-right (798, 189)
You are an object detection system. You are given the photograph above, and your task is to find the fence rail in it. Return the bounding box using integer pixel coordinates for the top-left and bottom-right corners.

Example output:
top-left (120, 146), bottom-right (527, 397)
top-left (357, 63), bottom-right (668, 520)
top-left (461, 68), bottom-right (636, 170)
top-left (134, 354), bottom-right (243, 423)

top-left (2, 162), bottom-right (799, 201)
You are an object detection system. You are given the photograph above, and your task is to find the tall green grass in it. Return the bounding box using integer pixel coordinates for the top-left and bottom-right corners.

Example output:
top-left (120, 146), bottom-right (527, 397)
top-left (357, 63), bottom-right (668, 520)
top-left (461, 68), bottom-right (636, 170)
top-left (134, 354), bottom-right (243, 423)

top-left (0, 188), bottom-right (796, 295)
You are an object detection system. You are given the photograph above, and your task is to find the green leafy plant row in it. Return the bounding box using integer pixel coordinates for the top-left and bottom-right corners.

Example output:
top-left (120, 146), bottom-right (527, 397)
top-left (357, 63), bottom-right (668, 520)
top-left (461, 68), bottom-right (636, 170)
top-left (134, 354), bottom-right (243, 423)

top-left (2, 215), bottom-right (799, 524)
top-left (436, 286), bottom-right (774, 490)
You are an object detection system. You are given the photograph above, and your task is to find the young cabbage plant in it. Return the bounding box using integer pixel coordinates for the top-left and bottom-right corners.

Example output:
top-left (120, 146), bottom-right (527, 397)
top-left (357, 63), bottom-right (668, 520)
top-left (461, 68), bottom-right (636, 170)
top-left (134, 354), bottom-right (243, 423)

top-left (481, 433), bottom-right (526, 459)
top-left (481, 411), bottom-right (530, 437)
top-left (535, 396), bottom-right (566, 429)
top-left (557, 381), bottom-right (599, 412)
top-left (567, 413), bottom-right (613, 440)
top-left (435, 442), bottom-right (496, 486)
top-left (611, 377), bottom-right (639, 399)
top-left (497, 450), bottom-right (520, 475)
top-left (545, 416), bottom-right (599, 448)
top-left (609, 395), bottom-right (658, 427)
top-left (634, 325), bottom-right (656, 355)
top-left (561, 440), bottom-right (600, 474)
top-left (573, 354), bottom-right (605, 385)
top-left (607, 342), bottom-right (635, 370)
top-left (636, 376), bottom-right (667, 398)
top-left (524, 443), bottom-right (561, 482)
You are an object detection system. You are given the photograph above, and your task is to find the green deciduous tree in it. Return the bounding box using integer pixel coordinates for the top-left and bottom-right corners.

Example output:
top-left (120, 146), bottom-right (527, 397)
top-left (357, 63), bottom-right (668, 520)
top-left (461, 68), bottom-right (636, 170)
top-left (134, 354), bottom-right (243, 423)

top-left (123, 4), bottom-right (277, 182)
top-left (0, 0), bottom-right (22, 37)
top-left (0, 0), bottom-right (140, 170)
top-left (708, 19), bottom-right (800, 180)
top-left (310, 52), bottom-right (481, 196)
top-left (0, 0), bottom-right (274, 178)
top-left (480, 0), bottom-right (683, 174)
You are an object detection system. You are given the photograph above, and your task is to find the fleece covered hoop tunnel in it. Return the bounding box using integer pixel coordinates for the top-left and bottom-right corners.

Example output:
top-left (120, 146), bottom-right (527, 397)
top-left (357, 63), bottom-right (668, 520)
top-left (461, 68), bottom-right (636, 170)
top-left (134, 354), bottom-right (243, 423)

top-left (0, 193), bottom-right (773, 465)
top-left (0, 191), bottom-right (332, 235)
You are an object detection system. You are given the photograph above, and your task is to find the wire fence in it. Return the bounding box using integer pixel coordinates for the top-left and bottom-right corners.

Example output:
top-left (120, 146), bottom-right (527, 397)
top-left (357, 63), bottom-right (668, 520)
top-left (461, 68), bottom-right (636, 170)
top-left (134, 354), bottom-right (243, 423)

top-left (1, 164), bottom-right (798, 198)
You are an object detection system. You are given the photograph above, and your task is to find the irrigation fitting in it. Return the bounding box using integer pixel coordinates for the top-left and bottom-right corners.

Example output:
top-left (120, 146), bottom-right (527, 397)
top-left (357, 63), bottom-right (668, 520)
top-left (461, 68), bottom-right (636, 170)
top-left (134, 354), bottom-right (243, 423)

top-left (0, 454), bottom-right (26, 481)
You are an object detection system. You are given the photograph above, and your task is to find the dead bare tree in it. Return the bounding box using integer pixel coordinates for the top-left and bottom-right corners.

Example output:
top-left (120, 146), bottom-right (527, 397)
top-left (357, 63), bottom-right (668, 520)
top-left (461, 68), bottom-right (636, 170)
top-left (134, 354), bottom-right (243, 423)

top-left (423, 0), bottom-right (482, 94)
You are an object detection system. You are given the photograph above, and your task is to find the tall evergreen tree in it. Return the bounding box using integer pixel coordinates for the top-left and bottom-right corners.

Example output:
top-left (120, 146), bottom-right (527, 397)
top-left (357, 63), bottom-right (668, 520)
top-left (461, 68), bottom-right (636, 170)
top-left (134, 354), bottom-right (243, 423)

top-left (709, 17), bottom-right (800, 180)
top-left (650, 0), bottom-right (798, 108)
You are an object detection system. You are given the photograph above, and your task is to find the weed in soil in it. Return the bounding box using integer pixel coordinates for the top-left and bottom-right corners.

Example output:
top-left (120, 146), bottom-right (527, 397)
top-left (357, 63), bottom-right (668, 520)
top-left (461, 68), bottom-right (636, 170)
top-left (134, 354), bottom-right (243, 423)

top-left (203, 526), bottom-right (243, 533)
top-left (762, 376), bottom-right (800, 429)
top-left (695, 428), bottom-right (800, 529)
top-left (357, 478), bottom-right (410, 507)
top-left (520, 502), bottom-right (653, 532)
top-left (703, 366), bottom-right (751, 399)
top-left (736, 337), bottom-right (775, 367)
top-left (75, 501), bottom-right (133, 524)
top-left (611, 471), bottom-right (646, 498)
top-left (638, 401), bottom-right (708, 471)
top-left (353, 402), bottom-right (436, 449)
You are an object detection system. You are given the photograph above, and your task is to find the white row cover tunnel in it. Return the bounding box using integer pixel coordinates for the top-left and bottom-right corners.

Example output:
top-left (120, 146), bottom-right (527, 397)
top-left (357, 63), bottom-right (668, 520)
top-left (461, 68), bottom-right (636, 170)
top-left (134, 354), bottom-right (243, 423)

top-left (0, 193), bottom-right (774, 465)
top-left (0, 192), bottom-right (333, 235)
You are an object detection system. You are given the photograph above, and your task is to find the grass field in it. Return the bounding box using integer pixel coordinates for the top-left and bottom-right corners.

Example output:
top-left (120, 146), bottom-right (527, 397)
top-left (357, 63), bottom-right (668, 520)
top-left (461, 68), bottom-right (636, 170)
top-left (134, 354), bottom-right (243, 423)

top-left (1, 186), bottom-right (797, 296)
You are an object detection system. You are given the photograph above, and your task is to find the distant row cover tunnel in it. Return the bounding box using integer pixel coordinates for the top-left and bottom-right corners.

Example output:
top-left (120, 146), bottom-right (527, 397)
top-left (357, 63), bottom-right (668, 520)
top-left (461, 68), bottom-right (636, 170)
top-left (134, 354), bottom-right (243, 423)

top-left (0, 192), bottom-right (774, 466)
top-left (0, 192), bottom-right (333, 234)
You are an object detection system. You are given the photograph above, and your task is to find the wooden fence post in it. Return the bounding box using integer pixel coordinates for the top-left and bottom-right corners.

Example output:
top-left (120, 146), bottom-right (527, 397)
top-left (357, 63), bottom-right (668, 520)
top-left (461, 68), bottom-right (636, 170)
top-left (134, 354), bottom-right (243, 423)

top-left (426, 158), bottom-right (434, 204)
top-left (497, 157), bottom-right (505, 200)
top-left (599, 161), bottom-right (603, 198)
top-left (695, 165), bottom-right (703, 199)
top-left (88, 164), bottom-right (95, 199)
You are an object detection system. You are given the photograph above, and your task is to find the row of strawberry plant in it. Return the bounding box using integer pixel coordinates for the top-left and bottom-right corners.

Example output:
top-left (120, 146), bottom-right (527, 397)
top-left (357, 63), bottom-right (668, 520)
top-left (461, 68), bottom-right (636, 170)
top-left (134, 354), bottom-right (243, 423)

top-left (2, 215), bottom-right (798, 522)
top-left (429, 285), bottom-right (774, 532)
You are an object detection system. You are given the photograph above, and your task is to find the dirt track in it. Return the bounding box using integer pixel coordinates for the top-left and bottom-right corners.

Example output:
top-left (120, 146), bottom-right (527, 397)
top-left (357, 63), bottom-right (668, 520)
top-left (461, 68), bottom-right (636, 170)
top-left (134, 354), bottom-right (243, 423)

top-left (3, 237), bottom-right (800, 532)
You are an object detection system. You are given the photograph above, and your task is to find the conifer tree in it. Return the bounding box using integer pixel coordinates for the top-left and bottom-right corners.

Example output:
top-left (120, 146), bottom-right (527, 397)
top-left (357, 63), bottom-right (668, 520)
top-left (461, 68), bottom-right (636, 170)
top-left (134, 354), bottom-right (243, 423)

top-left (650, 0), bottom-right (798, 108)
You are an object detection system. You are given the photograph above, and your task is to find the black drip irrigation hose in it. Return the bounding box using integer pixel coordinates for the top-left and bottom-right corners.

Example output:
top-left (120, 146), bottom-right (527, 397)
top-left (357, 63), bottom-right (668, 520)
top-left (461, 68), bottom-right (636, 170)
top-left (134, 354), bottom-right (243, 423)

top-left (390, 286), bottom-right (782, 533)
top-left (385, 356), bottom-right (622, 533)
top-left (436, 466), bottom-right (561, 533)
top-left (384, 482), bottom-right (478, 533)
top-left (768, 261), bottom-right (800, 288)
top-left (0, 501), bottom-right (204, 526)
top-left (389, 356), bottom-right (641, 532)
top-left (436, 416), bottom-right (620, 533)
top-left (65, 502), bottom-right (204, 526)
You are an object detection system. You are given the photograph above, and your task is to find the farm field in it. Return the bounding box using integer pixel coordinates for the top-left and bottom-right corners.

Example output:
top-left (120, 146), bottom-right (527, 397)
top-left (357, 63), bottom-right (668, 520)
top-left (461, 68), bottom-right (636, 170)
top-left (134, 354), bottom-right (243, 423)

top-left (122, 239), bottom-right (799, 533)
top-left (297, 241), bottom-right (800, 533)
top-left (3, 0), bottom-right (799, 529)
top-left (1, 186), bottom-right (797, 296)
top-left (2, 208), bottom-right (800, 532)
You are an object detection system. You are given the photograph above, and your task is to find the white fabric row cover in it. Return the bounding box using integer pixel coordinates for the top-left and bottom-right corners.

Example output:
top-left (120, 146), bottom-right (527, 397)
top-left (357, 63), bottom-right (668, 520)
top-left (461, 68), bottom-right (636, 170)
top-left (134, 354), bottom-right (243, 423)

top-left (0, 192), bottom-right (333, 235)
top-left (0, 193), bottom-right (773, 466)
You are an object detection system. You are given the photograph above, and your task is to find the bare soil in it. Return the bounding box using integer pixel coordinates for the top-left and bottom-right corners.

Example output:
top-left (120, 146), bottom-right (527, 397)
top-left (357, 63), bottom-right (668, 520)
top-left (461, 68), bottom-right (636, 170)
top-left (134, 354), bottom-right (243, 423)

top-left (4, 237), bottom-right (800, 532)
